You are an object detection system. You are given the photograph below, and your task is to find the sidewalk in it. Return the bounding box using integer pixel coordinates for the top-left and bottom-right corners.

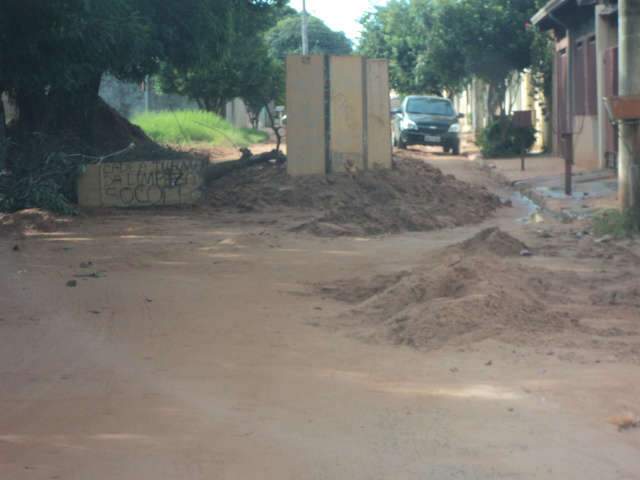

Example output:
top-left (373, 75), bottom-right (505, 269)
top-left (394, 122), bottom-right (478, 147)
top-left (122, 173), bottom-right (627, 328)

top-left (480, 154), bottom-right (619, 220)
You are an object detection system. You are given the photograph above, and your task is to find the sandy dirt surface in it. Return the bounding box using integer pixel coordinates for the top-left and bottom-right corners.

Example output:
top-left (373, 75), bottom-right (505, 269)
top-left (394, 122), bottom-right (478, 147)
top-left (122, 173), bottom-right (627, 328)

top-left (176, 142), bottom-right (284, 163)
top-left (1, 145), bottom-right (639, 479)
top-left (208, 156), bottom-right (501, 236)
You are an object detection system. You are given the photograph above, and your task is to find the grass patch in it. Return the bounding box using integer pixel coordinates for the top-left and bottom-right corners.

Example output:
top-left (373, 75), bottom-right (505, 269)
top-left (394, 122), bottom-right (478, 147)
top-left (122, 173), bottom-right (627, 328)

top-left (592, 208), bottom-right (640, 238)
top-left (132, 110), bottom-right (268, 146)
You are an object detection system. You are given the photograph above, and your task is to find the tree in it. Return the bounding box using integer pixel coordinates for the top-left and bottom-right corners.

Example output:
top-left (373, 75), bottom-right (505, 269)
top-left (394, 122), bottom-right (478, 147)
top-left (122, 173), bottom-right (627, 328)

top-left (242, 58), bottom-right (286, 149)
top-left (430, 0), bottom-right (541, 115)
top-left (359, 0), bottom-right (467, 96)
top-left (359, 0), bottom-right (543, 112)
top-left (158, 1), bottom-right (287, 115)
top-left (266, 15), bottom-right (352, 60)
top-left (0, 0), bottom-right (150, 143)
top-left (0, 0), bottom-right (286, 150)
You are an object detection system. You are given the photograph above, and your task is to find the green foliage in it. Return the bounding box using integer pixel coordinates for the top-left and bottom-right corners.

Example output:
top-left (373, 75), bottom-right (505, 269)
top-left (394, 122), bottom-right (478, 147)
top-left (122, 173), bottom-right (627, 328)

top-left (359, 0), bottom-right (457, 95)
top-left (0, 0), bottom-right (286, 141)
top-left (0, 139), bottom-right (7, 171)
top-left (159, 1), bottom-right (288, 114)
top-left (0, 136), bottom-right (84, 214)
top-left (529, 27), bottom-right (554, 118)
top-left (592, 209), bottom-right (640, 238)
top-left (359, 0), bottom-right (541, 109)
top-left (478, 117), bottom-right (536, 158)
top-left (131, 110), bottom-right (267, 146)
top-left (266, 15), bottom-right (353, 60)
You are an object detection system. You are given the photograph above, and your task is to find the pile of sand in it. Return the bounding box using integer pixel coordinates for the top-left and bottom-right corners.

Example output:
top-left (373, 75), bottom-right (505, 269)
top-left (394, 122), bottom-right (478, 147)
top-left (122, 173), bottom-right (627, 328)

top-left (208, 158), bottom-right (502, 236)
top-left (458, 226), bottom-right (529, 256)
top-left (318, 228), bottom-right (581, 350)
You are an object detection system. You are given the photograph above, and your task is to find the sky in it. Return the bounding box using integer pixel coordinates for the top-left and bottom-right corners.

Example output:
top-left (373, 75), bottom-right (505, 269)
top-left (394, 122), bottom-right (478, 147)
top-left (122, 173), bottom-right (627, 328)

top-left (288, 0), bottom-right (389, 42)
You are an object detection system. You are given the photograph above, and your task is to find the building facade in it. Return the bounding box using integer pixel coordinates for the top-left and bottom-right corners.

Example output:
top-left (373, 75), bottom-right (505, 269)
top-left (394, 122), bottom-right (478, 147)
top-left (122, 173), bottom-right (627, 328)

top-left (533, 0), bottom-right (619, 170)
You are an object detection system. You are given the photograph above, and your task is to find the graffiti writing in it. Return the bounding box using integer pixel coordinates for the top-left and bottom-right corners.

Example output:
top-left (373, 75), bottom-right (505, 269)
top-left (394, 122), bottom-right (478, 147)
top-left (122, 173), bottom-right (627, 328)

top-left (101, 159), bottom-right (206, 207)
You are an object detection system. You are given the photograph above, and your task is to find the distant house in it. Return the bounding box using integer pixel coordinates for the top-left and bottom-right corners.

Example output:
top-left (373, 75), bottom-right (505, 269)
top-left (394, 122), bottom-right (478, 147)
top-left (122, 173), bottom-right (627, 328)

top-left (532, 0), bottom-right (619, 170)
top-left (450, 74), bottom-right (550, 152)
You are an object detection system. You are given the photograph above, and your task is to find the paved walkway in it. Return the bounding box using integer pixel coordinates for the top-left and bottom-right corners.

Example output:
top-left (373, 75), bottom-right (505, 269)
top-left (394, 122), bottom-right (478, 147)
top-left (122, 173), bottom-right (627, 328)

top-left (481, 155), bottom-right (619, 219)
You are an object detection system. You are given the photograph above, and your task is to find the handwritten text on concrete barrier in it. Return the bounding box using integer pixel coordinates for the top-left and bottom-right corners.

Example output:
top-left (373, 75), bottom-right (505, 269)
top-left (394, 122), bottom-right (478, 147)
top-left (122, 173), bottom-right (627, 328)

top-left (100, 159), bottom-right (206, 207)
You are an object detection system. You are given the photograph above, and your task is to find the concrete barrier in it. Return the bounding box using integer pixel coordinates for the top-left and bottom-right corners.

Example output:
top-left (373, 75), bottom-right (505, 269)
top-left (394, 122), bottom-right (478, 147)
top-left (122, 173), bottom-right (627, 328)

top-left (330, 56), bottom-right (366, 172)
top-left (286, 55), bottom-right (327, 176)
top-left (286, 55), bottom-right (392, 176)
top-left (78, 158), bottom-right (206, 208)
top-left (366, 60), bottom-right (393, 170)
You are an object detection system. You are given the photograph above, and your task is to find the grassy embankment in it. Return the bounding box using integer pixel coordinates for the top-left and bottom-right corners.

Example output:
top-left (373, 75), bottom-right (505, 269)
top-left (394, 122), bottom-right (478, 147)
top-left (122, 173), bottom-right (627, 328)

top-left (132, 110), bottom-right (267, 146)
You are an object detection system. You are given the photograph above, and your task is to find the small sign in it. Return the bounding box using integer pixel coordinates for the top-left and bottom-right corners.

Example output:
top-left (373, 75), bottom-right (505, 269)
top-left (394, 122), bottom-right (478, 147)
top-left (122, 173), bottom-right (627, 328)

top-left (512, 111), bottom-right (533, 128)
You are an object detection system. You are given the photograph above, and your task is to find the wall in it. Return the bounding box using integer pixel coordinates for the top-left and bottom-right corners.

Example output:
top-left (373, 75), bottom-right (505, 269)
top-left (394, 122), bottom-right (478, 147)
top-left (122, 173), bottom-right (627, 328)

top-left (286, 55), bottom-right (327, 176)
top-left (286, 55), bottom-right (392, 176)
top-left (78, 158), bottom-right (207, 208)
top-left (226, 98), bottom-right (252, 129)
top-left (330, 56), bottom-right (366, 172)
top-left (366, 60), bottom-right (393, 169)
top-left (99, 75), bottom-right (198, 119)
top-left (573, 115), bottom-right (600, 170)
top-left (100, 75), bottom-right (259, 129)
top-left (596, 5), bottom-right (619, 169)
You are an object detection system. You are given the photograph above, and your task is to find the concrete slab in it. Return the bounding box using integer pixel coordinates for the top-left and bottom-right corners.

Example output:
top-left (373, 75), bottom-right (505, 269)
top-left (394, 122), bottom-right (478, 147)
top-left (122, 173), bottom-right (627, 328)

top-left (78, 159), bottom-right (206, 208)
top-left (366, 59), bottom-right (392, 170)
top-left (330, 56), bottom-right (365, 172)
top-left (286, 55), bottom-right (327, 176)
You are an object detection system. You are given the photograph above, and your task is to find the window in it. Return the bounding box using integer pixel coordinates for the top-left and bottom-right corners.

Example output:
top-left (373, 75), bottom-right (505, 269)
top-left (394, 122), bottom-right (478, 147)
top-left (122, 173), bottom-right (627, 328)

top-left (574, 40), bottom-right (586, 115)
top-left (586, 37), bottom-right (597, 115)
top-left (573, 35), bottom-right (597, 116)
top-left (406, 98), bottom-right (454, 116)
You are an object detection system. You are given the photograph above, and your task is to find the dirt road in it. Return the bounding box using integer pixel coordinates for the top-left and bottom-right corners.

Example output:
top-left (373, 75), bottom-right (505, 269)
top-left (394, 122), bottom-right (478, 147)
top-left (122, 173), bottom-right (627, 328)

top-left (1, 148), bottom-right (639, 479)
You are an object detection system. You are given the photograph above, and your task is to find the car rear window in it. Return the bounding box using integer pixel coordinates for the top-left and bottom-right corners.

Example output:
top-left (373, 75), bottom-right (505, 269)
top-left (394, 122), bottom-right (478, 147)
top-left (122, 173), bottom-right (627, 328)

top-left (406, 98), bottom-right (454, 116)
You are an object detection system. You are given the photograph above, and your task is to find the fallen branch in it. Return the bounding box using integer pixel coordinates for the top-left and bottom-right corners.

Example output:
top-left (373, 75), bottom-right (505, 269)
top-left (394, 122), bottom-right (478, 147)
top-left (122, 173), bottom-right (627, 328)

top-left (204, 148), bottom-right (286, 183)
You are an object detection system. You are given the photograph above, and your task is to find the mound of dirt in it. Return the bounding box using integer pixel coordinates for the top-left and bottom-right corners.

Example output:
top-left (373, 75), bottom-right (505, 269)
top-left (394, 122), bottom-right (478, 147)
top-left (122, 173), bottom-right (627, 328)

top-left (318, 229), bottom-right (578, 351)
top-left (208, 158), bottom-right (502, 236)
top-left (458, 227), bottom-right (529, 256)
top-left (0, 209), bottom-right (69, 237)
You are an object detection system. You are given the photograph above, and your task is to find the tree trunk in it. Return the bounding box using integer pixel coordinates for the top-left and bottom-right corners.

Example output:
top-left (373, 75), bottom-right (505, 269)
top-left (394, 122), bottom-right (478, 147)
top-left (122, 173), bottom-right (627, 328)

top-left (202, 97), bottom-right (228, 117)
top-left (215, 100), bottom-right (227, 117)
top-left (0, 94), bottom-right (6, 171)
top-left (264, 103), bottom-right (282, 152)
top-left (0, 95), bottom-right (6, 142)
top-left (487, 80), bottom-right (507, 119)
top-left (13, 73), bottom-right (103, 139)
top-left (204, 148), bottom-right (286, 183)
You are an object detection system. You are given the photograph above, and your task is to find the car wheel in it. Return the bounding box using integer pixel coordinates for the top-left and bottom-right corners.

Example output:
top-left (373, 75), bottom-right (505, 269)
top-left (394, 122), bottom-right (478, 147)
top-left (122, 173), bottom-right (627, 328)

top-left (398, 137), bottom-right (408, 150)
top-left (443, 146), bottom-right (451, 154)
top-left (452, 143), bottom-right (460, 155)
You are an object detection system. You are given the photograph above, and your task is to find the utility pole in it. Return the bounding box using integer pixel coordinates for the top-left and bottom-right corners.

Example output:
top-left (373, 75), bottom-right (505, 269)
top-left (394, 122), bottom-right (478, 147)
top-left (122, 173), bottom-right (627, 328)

top-left (144, 75), bottom-right (150, 113)
top-left (301, 0), bottom-right (309, 56)
top-left (618, 0), bottom-right (640, 211)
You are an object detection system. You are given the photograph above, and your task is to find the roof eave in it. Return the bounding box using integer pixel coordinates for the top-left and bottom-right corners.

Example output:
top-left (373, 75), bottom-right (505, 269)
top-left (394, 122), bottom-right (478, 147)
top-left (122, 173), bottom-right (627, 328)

top-left (531, 0), bottom-right (571, 27)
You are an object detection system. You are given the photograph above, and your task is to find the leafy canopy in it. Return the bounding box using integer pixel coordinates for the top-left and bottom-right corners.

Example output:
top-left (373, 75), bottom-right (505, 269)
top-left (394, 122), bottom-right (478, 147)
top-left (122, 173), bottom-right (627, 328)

top-left (359, 0), bottom-right (549, 113)
top-left (0, 0), bottom-right (286, 133)
top-left (266, 15), bottom-right (353, 60)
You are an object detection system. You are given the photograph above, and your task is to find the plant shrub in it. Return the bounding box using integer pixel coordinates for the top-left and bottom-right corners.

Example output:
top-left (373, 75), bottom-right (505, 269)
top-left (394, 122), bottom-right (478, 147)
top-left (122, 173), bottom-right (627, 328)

top-left (0, 135), bottom-right (83, 215)
top-left (478, 116), bottom-right (536, 158)
top-left (592, 208), bottom-right (640, 238)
